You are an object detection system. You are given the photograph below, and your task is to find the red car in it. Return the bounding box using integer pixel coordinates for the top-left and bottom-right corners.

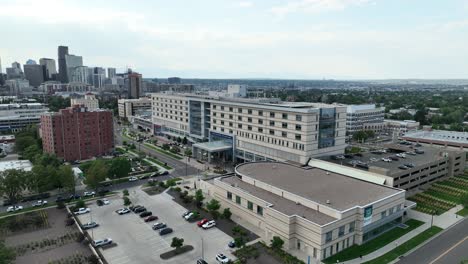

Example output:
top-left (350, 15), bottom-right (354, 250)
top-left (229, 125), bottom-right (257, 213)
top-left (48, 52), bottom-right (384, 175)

top-left (197, 218), bottom-right (209, 227)
top-left (144, 215), bottom-right (159, 222)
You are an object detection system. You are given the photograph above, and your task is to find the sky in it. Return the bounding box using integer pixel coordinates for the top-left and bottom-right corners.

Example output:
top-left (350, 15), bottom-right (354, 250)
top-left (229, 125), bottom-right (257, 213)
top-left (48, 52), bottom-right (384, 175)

top-left (1, 0), bottom-right (468, 79)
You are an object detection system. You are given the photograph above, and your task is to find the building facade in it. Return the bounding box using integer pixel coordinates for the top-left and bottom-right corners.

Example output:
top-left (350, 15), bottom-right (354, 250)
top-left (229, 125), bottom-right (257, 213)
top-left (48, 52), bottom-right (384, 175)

top-left (58, 46), bottom-right (69, 83)
top-left (118, 98), bottom-right (152, 119)
top-left (384, 119), bottom-right (420, 136)
top-left (39, 58), bottom-right (57, 80)
top-left (5, 79), bottom-right (31, 96)
top-left (0, 103), bottom-right (49, 132)
top-left (40, 105), bottom-right (114, 161)
top-left (127, 72), bottom-right (142, 99)
top-left (107, 68), bottom-right (116, 79)
top-left (23, 64), bottom-right (45, 87)
top-left (70, 66), bottom-right (88, 84)
top-left (70, 93), bottom-right (99, 110)
top-left (199, 162), bottom-right (408, 261)
top-left (346, 104), bottom-right (385, 135)
top-left (151, 93), bottom-right (347, 164)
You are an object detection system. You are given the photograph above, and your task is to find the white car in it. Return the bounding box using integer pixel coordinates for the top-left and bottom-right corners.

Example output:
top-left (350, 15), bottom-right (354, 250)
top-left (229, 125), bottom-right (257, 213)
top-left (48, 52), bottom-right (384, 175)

top-left (184, 212), bottom-right (194, 220)
top-left (93, 238), bottom-right (112, 247)
top-left (215, 253), bottom-right (230, 263)
top-left (129, 176), bottom-right (138, 182)
top-left (32, 200), bottom-right (48, 207)
top-left (102, 198), bottom-right (110, 205)
top-left (74, 207), bottom-right (90, 215)
top-left (202, 220), bottom-right (216, 229)
top-left (381, 158), bottom-right (392, 162)
top-left (116, 208), bottom-right (130, 215)
top-left (84, 191), bottom-right (96, 197)
top-left (7, 205), bottom-right (23, 212)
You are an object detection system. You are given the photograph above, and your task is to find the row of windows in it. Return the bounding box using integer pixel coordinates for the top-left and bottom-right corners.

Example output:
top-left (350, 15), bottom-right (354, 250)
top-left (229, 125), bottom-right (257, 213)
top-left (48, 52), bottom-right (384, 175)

top-left (322, 236), bottom-right (354, 259)
top-left (212, 106), bottom-right (304, 121)
top-left (152, 98), bottom-right (188, 105)
top-left (211, 120), bottom-right (304, 140)
top-left (153, 103), bottom-right (188, 111)
top-left (212, 115), bottom-right (304, 131)
top-left (227, 191), bottom-right (263, 216)
top-left (154, 108), bottom-right (189, 117)
top-left (325, 221), bottom-right (355, 243)
top-left (380, 204), bottom-right (403, 219)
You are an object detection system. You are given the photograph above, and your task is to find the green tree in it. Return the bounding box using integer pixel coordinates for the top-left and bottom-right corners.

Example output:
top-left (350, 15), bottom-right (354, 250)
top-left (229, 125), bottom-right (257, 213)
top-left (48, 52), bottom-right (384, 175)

top-left (184, 149), bottom-right (192, 157)
top-left (170, 146), bottom-right (180, 154)
top-left (0, 240), bottom-right (15, 264)
top-left (162, 144), bottom-right (170, 151)
top-left (414, 110), bottom-right (427, 125)
top-left (85, 160), bottom-right (109, 190)
top-left (194, 189), bottom-right (205, 207)
top-left (0, 169), bottom-right (27, 203)
top-left (170, 237), bottom-right (184, 253)
top-left (22, 144), bottom-right (42, 162)
top-left (35, 153), bottom-right (62, 167)
top-left (206, 199), bottom-right (221, 218)
top-left (364, 130), bottom-right (375, 138)
top-left (176, 137), bottom-right (182, 143)
top-left (232, 226), bottom-right (247, 248)
top-left (222, 208), bottom-right (232, 220)
top-left (108, 157), bottom-right (131, 179)
top-left (15, 136), bottom-right (36, 153)
top-left (123, 196), bottom-right (131, 206)
top-left (59, 165), bottom-right (76, 194)
top-left (353, 131), bottom-right (368, 142)
top-left (29, 165), bottom-right (53, 193)
top-left (182, 137), bottom-right (188, 145)
top-left (270, 236), bottom-right (284, 250)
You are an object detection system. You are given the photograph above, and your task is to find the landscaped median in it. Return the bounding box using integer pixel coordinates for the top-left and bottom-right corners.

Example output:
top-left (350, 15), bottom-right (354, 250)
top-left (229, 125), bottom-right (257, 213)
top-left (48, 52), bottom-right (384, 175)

top-left (323, 219), bottom-right (424, 264)
top-left (363, 226), bottom-right (443, 264)
top-left (143, 143), bottom-right (183, 160)
top-left (456, 208), bottom-right (468, 217)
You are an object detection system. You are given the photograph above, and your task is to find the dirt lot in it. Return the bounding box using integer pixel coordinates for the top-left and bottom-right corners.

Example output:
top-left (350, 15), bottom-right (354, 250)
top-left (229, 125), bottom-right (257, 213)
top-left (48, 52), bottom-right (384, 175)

top-left (1, 207), bottom-right (94, 264)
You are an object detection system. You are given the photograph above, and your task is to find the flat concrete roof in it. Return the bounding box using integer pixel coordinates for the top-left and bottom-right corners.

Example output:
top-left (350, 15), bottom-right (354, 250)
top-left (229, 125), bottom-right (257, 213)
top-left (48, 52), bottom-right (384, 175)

top-left (220, 176), bottom-right (337, 225)
top-left (0, 160), bottom-right (33, 172)
top-left (235, 162), bottom-right (400, 211)
top-left (193, 141), bottom-right (232, 152)
top-left (325, 144), bottom-right (459, 177)
top-left (403, 130), bottom-right (468, 145)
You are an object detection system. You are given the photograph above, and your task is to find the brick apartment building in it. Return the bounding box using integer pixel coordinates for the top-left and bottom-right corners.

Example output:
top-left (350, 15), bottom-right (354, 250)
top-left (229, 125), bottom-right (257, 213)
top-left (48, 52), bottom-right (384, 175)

top-left (41, 105), bottom-right (114, 161)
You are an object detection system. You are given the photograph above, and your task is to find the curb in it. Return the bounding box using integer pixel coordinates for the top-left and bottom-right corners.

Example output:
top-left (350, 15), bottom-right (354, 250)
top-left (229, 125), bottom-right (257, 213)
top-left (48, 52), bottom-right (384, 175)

top-left (391, 217), bottom-right (466, 263)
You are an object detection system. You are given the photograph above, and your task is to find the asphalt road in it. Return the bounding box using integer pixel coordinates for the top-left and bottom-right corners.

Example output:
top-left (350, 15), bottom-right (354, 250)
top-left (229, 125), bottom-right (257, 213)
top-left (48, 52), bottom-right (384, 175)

top-left (114, 129), bottom-right (199, 178)
top-left (397, 217), bottom-right (468, 264)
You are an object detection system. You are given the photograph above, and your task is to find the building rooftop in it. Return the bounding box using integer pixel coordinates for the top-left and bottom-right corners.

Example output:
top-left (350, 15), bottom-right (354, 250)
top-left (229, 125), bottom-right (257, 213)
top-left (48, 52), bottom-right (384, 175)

top-left (324, 144), bottom-right (461, 177)
top-left (235, 162), bottom-right (401, 211)
top-left (220, 176), bottom-right (337, 225)
top-left (403, 130), bottom-right (468, 144)
top-left (0, 160), bottom-right (33, 172)
top-left (347, 104), bottom-right (383, 113)
top-left (384, 119), bottom-right (419, 125)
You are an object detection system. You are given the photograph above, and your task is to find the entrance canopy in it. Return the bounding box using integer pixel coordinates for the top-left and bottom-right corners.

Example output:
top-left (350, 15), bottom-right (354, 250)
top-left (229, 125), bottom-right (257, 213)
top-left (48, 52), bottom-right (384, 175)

top-left (193, 141), bottom-right (232, 152)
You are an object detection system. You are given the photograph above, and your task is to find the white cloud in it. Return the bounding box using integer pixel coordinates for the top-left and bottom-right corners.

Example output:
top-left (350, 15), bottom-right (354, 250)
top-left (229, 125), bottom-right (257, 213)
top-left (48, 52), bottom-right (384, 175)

top-left (270, 0), bottom-right (372, 16)
top-left (237, 1), bottom-right (253, 8)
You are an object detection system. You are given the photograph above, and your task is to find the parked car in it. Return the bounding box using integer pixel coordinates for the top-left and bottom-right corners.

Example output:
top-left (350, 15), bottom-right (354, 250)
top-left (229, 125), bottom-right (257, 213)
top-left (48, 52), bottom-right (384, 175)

top-left (74, 208), bottom-right (90, 215)
top-left (159, 227), bottom-right (173, 236)
top-left (116, 208), bottom-right (130, 215)
top-left (228, 241), bottom-right (236, 248)
top-left (144, 215), bottom-right (158, 222)
top-left (82, 221), bottom-right (99, 230)
top-left (6, 205), bottom-right (23, 212)
top-left (160, 171), bottom-right (169, 176)
top-left (398, 165), bottom-right (409, 170)
top-left (197, 219), bottom-right (209, 227)
top-left (92, 238), bottom-right (112, 247)
top-left (140, 211), bottom-right (152, 218)
top-left (129, 205), bottom-right (142, 211)
top-left (184, 212), bottom-right (194, 220)
top-left (389, 156), bottom-right (399, 161)
top-left (134, 207), bottom-right (147, 213)
top-left (129, 176), bottom-right (138, 182)
top-left (83, 191), bottom-right (95, 197)
top-left (32, 200), bottom-right (48, 207)
top-left (2, 200), bottom-right (12, 206)
top-left (55, 196), bottom-right (66, 203)
top-left (369, 158), bottom-right (378, 162)
top-left (98, 189), bottom-right (110, 196)
top-left (182, 211), bottom-right (191, 218)
top-left (197, 259), bottom-right (208, 264)
top-left (404, 163), bottom-right (415, 168)
top-left (381, 158), bottom-right (392, 162)
top-left (216, 253), bottom-right (230, 263)
top-left (68, 194), bottom-right (81, 201)
top-left (102, 198), bottom-right (110, 205)
top-left (152, 222), bottom-right (167, 230)
top-left (415, 149), bottom-right (425, 154)
top-left (202, 220), bottom-right (216, 229)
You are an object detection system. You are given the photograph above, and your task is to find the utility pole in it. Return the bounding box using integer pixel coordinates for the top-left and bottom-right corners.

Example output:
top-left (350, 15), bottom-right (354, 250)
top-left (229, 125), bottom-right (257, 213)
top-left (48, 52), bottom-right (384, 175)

top-left (201, 237), bottom-right (204, 260)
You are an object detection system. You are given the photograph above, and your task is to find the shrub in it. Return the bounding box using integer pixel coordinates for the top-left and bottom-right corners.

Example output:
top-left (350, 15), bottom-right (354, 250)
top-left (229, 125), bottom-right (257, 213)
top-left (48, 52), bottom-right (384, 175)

top-left (56, 201), bottom-right (65, 209)
top-left (159, 181), bottom-right (166, 188)
top-left (222, 208), bottom-right (232, 220)
top-left (183, 195), bottom-right (193, 204)
top-left (75, 199), bottom-right (85, 208)
top-left (270, 236), bottom-right (284, 250)
top-left (76, 233), bottom-right (85, 243)
top-left (179, 190), bottom-right (188, 199)
top-left (123, 197), bottom-right (131, 206)
top-left (123, 189), bottom-right (129, 196)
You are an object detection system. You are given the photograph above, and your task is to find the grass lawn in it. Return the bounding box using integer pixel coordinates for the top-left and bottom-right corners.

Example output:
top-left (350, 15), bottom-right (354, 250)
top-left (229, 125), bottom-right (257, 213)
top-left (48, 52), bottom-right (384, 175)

top-left (363, 226), bottom-right (443, 264)
top-left (456, 208), bottom-right (468, 217)
top-left (144, 143), bottom-right (183, 160)
top-left (323, 219), bottom-right (424, 264)
top-left (146, 157), bottom-right (173, 170)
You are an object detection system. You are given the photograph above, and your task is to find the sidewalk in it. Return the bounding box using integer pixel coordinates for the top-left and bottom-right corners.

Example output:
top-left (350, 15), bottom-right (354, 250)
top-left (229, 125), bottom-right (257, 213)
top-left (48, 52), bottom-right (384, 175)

top-left (328, 207), bottom-right (465, 264)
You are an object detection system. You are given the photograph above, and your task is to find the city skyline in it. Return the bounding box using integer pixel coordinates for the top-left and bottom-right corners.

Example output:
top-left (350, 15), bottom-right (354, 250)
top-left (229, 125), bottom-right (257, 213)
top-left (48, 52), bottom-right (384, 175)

top-left (1, 0), bottom-right (468, 79)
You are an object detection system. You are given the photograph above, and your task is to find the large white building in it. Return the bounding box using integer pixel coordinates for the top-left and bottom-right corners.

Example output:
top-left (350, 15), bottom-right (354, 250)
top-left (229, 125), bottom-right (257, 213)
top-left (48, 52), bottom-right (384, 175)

top-left (0, 103), bottom-right (49, 132)
top-left (151, 93), bottom-right (347, 164)
top-left (346, 104), bottom-right (385, 135)
top-left (70, 93), bottom-right (99, 110)
top-left (384, 119), bottom-right (420, 136)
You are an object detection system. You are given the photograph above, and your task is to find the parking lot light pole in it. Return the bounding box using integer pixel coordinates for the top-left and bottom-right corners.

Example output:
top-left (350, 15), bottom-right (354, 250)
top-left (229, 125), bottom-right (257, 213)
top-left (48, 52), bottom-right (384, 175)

top-left (201, 237), bottom-right (204, 260)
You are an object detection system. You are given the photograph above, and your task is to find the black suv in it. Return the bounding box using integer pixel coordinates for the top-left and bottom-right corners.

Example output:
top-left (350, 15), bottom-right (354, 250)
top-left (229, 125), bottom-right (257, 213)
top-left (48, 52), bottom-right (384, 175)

top-left (139, 211), bottom-right (152, 218)
top-left (134, 207), bottom-right (147, 213)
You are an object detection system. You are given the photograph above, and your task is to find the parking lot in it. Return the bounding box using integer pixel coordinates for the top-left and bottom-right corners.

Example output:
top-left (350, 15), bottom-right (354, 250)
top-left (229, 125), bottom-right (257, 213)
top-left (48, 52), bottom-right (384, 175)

top-left (76, 187), bottom-right (236, 264)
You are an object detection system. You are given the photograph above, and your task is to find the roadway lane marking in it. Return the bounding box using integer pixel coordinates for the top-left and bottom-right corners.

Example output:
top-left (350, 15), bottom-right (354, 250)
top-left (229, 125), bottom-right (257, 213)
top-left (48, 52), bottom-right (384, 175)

top-left (428, 235), bottom-right (468, 264)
